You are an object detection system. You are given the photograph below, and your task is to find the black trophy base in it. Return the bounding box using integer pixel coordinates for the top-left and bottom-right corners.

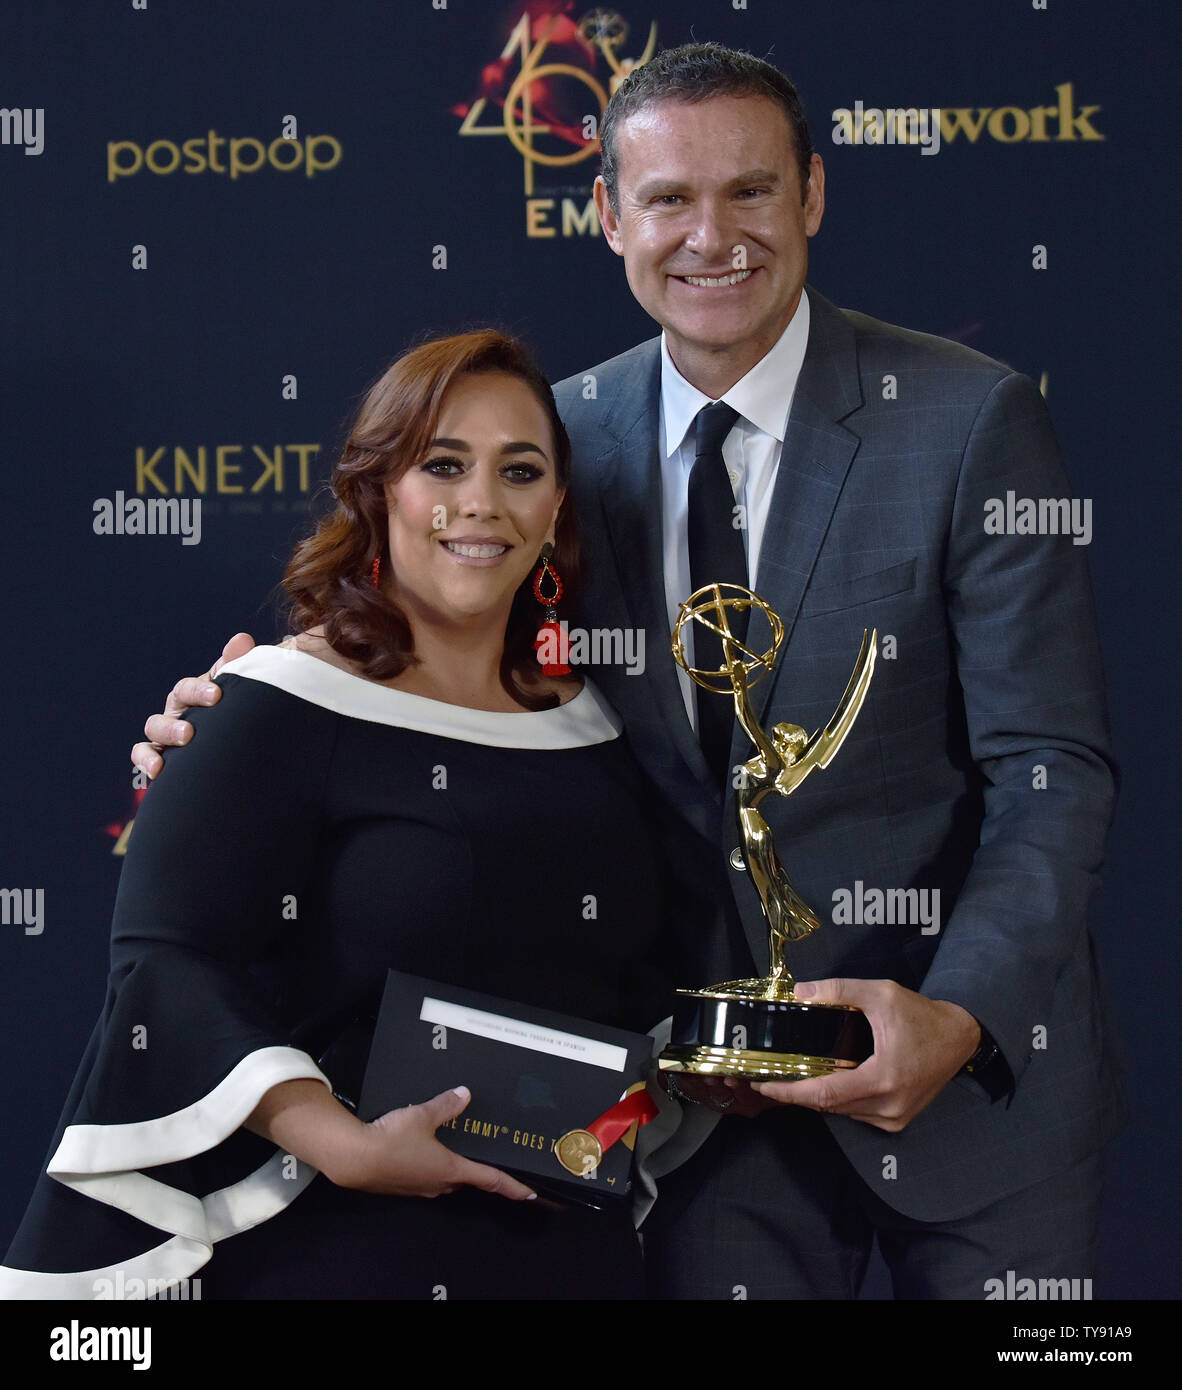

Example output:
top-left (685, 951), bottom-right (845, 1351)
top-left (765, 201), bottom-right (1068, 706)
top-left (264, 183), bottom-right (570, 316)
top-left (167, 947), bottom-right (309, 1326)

top-left (659, 985), bottom-right (874, 1080)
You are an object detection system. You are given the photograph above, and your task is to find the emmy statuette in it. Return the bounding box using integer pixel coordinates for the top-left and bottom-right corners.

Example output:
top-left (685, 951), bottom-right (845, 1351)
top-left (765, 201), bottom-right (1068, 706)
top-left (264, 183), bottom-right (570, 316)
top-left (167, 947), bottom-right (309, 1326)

top-left (659, 584), bottom-right (877, 1080)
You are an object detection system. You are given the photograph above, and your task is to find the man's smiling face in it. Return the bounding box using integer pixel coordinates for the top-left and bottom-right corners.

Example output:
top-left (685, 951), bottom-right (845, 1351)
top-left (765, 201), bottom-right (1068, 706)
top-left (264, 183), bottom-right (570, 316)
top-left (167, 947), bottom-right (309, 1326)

top-left (594, 93), bottom-right (824, 396)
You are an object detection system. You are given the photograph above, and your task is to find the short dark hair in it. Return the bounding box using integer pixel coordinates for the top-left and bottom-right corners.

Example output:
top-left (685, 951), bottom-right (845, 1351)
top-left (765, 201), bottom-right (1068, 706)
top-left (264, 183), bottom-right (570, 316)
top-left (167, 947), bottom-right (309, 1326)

top-left (599, 42), bottom-right (813, 211)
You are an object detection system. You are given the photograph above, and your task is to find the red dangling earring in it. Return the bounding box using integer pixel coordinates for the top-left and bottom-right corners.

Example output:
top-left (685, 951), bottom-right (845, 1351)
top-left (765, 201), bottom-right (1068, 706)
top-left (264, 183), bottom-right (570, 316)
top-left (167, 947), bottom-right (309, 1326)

top-left (532, 542), bottom-right (571, 675)
top-left (371, 556), bottom-right (381, 590)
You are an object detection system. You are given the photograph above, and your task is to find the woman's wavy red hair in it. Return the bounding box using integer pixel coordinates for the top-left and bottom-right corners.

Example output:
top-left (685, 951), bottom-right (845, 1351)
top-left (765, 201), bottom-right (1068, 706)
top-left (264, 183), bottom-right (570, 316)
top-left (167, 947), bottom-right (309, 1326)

top-left (283, 330), bottom-right (581, 710)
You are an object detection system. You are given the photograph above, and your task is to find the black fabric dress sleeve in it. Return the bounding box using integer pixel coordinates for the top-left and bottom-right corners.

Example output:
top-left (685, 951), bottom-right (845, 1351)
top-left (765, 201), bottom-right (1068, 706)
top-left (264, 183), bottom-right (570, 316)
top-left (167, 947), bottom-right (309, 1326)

top-left (0, 673), bottom-right (340, 1298)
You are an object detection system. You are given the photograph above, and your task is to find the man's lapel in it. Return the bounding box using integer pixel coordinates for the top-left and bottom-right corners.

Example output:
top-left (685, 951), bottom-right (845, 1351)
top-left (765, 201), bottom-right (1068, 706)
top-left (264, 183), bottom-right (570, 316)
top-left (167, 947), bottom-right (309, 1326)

top-left (747, 289), bottom-right (865, 730)
top-left (584, 292), bottom-right (869, 833)
top-left (589, 341), bottom-right (717, 799)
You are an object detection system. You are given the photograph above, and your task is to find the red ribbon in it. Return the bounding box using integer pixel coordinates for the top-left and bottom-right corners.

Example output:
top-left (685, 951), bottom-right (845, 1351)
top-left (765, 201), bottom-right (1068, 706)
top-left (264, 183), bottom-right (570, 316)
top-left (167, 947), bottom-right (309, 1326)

top-left (584, 1086), bottom-right (659, 1156)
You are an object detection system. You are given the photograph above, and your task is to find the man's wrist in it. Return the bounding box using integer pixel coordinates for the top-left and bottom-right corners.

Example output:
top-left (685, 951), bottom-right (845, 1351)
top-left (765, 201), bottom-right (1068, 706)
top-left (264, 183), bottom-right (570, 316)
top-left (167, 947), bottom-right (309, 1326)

top-left (932, 998), bottom-right (982, 1070)
top-left (960, 1022), bottom-right (1014, 1101)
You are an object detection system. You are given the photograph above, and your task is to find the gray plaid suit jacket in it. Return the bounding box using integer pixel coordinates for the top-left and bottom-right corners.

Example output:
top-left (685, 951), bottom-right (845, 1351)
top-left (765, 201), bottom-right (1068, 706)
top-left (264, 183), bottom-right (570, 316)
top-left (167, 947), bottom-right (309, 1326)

top-left (554, 287), bottom-right (1123, 1222)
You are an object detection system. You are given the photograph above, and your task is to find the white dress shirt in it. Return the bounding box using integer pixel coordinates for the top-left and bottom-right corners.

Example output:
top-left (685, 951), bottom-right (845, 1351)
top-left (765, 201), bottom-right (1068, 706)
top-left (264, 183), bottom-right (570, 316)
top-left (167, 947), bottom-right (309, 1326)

top-left (659, 290), bottom-right (811, 726)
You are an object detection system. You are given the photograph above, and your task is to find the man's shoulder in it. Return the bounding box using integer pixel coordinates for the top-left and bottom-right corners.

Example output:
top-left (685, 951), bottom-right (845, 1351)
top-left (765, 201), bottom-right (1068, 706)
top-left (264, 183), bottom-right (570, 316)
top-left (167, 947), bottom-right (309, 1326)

top-left (822, 293), bottom-right (1017, 390)
top-left (553, 337), bottom-right (660, 409)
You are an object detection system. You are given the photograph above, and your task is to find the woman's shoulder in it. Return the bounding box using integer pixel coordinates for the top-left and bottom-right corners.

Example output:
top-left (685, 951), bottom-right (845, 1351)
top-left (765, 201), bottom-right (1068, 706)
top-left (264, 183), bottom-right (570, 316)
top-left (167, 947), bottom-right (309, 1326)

top-left (216, 640), bottom-right (344, 702)
top-left (219, 640), bottom-right (622, 751)
top-left (274, 631), bottom-right (353, 671)
top-left (179, 644), bottom-right (344, 751)
top-left (278, 631), bottom-right (583, 708)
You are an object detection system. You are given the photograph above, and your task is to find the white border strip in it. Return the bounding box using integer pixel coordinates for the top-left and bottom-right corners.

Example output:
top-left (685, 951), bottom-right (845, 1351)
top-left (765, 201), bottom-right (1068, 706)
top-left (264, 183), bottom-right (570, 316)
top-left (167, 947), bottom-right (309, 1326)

top-left (0, 1046), bottom-right (329, 1299)
top-left (220, 646), bottom-right (622, 749)
top-left (49, 1047), bottom-right (328, 1174)
top-left (0, 1150), bottom-right (317, 1300)
top-left (419, 997), bottom-right (627, 1072)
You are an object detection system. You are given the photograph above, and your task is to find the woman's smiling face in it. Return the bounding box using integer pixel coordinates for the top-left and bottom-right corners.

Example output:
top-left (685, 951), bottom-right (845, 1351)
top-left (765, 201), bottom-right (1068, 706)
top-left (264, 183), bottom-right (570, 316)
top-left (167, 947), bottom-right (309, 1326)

top-left (382, 371), bottom-right (564, 629)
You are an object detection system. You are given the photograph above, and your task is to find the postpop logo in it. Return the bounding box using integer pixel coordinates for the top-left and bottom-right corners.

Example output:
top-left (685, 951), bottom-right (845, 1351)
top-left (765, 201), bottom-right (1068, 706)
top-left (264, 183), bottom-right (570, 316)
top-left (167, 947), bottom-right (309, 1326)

top-left (107, 129), bottom-right (342, 183)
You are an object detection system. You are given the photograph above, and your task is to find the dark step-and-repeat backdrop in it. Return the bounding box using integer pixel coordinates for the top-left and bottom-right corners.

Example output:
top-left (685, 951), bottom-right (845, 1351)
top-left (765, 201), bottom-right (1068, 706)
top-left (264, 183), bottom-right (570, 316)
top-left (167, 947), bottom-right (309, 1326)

top-left (1, 0), bottom-right (1176, 1318)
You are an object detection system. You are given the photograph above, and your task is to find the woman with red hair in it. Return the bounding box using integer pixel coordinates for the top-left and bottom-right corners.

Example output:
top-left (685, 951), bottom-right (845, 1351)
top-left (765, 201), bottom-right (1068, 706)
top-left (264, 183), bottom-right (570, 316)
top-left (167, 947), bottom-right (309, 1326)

top-left (2, 330), bottom-right (682, 1300)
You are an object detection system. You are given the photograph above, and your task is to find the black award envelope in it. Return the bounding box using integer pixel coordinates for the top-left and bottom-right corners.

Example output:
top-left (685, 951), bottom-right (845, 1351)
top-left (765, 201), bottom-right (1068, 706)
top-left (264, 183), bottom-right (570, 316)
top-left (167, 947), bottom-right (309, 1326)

top-left (357, 970), bottom-right (656, 1204)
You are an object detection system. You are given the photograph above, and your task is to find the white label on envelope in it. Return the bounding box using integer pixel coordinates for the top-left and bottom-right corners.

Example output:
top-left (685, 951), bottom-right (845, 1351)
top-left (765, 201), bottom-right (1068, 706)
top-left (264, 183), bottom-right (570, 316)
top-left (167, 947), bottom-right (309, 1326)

top-left (418, 998), bottom-right (628, 1072)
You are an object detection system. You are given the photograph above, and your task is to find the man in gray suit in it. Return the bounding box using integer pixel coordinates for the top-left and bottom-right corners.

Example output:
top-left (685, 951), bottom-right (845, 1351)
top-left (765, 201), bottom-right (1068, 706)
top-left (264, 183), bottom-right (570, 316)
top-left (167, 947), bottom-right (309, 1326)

top-left (137, 44), bottom-right (1120, 1298)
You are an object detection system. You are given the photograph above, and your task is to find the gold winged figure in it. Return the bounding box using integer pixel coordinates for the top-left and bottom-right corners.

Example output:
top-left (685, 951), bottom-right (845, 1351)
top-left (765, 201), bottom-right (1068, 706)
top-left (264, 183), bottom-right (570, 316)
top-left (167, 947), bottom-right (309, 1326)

top-left (672, 585), bottom-right (876, 1000)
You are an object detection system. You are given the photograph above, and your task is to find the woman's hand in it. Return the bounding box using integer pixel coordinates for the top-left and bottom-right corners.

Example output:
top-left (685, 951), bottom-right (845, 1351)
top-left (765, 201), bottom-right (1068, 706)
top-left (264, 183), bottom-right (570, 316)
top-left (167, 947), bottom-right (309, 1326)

top-left (245, 1077), bottom-right (535, 1203)
top-left (334, 1086), bottom-right (537, 1201)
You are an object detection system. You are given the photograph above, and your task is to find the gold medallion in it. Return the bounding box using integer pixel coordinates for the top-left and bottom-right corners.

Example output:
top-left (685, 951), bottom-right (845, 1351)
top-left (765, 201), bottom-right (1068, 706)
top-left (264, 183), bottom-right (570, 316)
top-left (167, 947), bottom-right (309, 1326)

top-left (554, 1128), bottom-right (602, 1178)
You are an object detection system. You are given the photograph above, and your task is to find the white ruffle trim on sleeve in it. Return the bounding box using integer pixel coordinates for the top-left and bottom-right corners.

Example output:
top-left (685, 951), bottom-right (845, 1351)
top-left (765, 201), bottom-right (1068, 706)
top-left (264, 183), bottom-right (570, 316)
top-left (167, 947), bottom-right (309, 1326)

top-left (0, 1046), bottom-right (329, 1299)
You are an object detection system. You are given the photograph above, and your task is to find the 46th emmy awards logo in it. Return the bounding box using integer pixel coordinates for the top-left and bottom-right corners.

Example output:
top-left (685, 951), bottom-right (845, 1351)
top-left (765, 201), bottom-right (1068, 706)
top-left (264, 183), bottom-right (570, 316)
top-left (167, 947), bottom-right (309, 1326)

top-left (454, 8), bottom-right (656, 238)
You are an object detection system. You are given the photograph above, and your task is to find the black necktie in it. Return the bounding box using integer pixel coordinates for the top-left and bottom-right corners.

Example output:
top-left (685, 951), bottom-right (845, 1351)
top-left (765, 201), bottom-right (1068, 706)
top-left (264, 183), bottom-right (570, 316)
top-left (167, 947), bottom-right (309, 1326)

top-left (687, 401), bottom-right (747, 787)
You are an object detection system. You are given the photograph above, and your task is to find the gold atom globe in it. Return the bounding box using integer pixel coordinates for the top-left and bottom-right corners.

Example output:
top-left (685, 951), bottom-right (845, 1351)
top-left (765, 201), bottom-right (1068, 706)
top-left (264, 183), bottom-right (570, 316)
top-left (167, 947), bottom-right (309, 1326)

top-left (671, 583), bottom-right (785, 693)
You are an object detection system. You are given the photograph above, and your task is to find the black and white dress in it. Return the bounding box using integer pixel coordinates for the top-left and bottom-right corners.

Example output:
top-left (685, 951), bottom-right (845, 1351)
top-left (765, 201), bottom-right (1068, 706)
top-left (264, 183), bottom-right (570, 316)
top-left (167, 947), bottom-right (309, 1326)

top-left (1, 647), bottom-right (685, 1299)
